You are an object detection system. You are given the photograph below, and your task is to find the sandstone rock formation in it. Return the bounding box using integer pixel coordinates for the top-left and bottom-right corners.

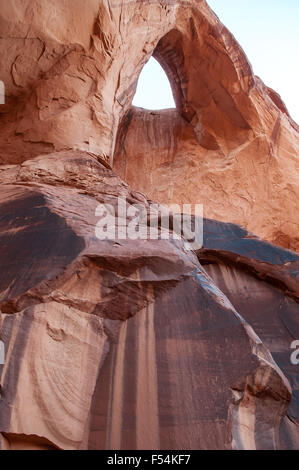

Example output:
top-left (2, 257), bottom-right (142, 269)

top-left (0, 0), bottom-right (298, 450)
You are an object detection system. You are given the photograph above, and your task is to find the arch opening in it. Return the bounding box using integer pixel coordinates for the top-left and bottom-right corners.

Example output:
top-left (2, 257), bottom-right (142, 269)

top-left (132, 57), bottom-right (176, 110)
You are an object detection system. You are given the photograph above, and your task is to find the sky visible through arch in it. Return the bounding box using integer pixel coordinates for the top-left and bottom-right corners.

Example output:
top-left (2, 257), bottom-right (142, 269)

top-left (133, 0), bottom-right (299, 124)
top-left (132, 57), bottom-right (175, 110)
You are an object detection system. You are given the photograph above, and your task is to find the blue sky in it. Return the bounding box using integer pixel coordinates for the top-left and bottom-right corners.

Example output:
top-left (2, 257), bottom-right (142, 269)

top-left (133, 57), bottom-right (176, 110)
top-left (133, 0), bottom-right (299, 123)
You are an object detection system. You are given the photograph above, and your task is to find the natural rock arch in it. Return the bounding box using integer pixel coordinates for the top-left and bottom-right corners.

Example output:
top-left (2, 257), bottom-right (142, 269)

top-left (113, 4), bottom-right (299, 251)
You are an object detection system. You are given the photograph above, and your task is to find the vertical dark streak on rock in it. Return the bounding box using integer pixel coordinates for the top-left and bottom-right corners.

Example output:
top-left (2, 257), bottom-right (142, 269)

top-left (0, 309), bottom-right (33, 431)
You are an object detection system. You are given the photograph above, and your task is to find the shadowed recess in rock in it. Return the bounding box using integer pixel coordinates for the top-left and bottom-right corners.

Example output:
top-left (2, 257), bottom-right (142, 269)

top-left (0, 190), bottom-right (85, 311)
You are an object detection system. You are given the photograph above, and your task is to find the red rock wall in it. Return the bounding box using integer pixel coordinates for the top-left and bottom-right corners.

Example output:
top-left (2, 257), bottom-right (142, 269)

top-left (0, 151), bottom-right (297, 450)
top-left (113, 3), bottom-right (299, 251)
top-left (1, 0), bottom-right (298, 248)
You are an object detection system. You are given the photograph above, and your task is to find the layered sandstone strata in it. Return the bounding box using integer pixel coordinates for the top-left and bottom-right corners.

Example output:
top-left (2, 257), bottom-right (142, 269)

top-left (0, 150), bottom-right (297, 450)
top-left (0, 0), bottom-right (298, 248)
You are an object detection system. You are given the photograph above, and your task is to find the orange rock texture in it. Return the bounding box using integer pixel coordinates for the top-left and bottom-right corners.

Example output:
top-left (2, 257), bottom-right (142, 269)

top-left (0, 0), bottom-right (298, 450)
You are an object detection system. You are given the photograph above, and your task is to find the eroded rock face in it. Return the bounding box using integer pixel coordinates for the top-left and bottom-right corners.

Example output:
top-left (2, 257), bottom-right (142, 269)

top-left (0, 151), bottom-right (298, 450)
top-left (0, 0), bottom-right (298, 249)
top-left (0, 0), bottom-right (298, 450)
top-left (114, 105), bottom-right (299, 251)
top-left (113, 11), bottom-right (299, 251)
